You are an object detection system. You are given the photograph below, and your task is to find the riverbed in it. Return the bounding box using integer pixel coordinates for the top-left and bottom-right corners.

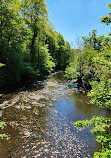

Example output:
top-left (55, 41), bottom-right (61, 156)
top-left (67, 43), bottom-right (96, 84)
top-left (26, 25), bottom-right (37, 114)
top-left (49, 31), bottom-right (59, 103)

top-left (0, 71), bottom-right (110, 158)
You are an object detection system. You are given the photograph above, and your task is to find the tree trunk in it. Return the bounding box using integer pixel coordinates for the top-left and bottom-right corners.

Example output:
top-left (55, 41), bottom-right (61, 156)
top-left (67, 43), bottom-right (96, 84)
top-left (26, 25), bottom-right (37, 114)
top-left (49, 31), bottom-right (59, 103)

top-left (30, 29), bottom-right (37, 67)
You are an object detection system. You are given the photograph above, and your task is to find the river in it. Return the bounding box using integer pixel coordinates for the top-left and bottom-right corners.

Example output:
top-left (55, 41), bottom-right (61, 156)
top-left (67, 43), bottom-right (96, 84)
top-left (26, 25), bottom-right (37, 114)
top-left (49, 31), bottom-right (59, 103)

top-left (0, 71), bottom-right (110, 158)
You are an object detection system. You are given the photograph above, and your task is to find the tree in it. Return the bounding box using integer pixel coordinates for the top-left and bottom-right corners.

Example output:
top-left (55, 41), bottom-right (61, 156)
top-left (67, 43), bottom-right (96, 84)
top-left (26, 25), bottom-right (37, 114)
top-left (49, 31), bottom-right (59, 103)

top-left (100, 3), bottom-right (111, 25)
top-left (0, 0), bottom-right (71, 90)
top-left (74, 4), bottom-right (111, 157)
top-left (54, 33), bottom-right (71, 69)
top-left (38, 45), bottom-right (55, 75)
top-left (82, 30), bottom-right (104, 51)
top-left (0, 0), bottom-right (25, 88)
top-left (21, 0), bottom-right (48, 67)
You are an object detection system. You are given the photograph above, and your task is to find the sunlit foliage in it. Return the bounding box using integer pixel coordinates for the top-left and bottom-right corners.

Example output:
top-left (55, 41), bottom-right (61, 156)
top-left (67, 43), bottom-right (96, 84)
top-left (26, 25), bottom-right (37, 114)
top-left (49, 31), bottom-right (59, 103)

top-left (0, 64), bottom-right (8, 139)
top-left (0, 0), bottom-right (71, 90)
top-left (65, 4), bottom-right (111, 157)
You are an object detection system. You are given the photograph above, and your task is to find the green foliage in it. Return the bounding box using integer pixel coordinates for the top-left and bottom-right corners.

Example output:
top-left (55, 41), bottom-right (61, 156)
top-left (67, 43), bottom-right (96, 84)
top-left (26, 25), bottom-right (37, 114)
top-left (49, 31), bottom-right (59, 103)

top-left (82, 30), bottom-right (104, 51)
top-left (0, 0), bottom-right (71, 90)
top-left (55, 33), bottom-right (72, 69)
top-left (73, 35), bottom-right (111, 157)
top-left (0, 119), bottom-right (8, 140)
top-left (0, 64), bottom-right (5, 67)
top-left (65, 66), bottom-right (78, 80)
top-left (100, 3), bottom-right (111, 25)
top-left (88, 45), bottom-right (111, 108)
top-left (0, 121), bottom-right (6, 130)
top-left (0, 134), bottom-right (9, 140)
top-left (73, 38), bottom-right (111, 157)
top-left (88, 80), bottom-right (111, 108)
top-left (0, 64), bottom-right (8, 140)
top-left (0, 1), bottom-right (72, 143)
top-left (65, 47), bottom-right (98, 89)
top-left (21, 0), bottom-right (48, 67)
top-left (0, 0), bottom-right (26, 87)
top-left (74, 117), bottom-right (111, 158)
top-left (65, 30), bottom-right (111, 90)
top-left (39, 45), bottom-right (55, 74)
top-left (23, 62), bottom-right (40, 79)
top-left (67, 5), bottom-right (111, 157)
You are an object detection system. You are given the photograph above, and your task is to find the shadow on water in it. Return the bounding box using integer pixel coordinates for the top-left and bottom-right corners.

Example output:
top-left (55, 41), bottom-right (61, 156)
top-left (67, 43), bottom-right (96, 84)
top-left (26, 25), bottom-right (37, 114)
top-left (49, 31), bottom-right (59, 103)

top-left (0, 71), bottom-right (110, 158)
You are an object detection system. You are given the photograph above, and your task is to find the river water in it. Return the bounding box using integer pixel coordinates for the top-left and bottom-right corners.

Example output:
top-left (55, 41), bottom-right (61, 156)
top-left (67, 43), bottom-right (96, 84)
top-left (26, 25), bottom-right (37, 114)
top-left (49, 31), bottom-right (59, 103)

top-left (0, 71), bottom-right (110, 158)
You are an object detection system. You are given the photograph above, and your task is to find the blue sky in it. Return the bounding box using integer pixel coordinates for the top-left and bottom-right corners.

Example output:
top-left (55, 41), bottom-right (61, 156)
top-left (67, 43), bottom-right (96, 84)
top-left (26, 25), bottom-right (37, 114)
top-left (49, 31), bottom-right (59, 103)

top-left (45, 0), bottom-right (111, 47)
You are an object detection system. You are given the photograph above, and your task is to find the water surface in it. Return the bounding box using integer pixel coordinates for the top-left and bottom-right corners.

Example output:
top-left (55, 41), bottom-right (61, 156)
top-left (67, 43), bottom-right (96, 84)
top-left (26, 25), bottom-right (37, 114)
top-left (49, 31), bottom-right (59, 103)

top-left (0, 71), bottom-right (110, 158)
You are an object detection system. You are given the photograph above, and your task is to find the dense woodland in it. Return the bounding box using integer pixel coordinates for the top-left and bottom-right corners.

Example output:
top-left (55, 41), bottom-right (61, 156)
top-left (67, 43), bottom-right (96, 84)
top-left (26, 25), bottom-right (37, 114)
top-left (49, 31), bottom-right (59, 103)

top-left (0, 0), bottom-right (111, 157)
top-left (65, 3), bottom-right (111, 158)
top-left (0, 0), bottom-right (72, 91)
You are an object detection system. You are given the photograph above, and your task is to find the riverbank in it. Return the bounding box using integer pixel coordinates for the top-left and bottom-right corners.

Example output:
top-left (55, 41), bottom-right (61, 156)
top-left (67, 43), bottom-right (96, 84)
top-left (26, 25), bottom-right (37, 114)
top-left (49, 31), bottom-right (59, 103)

top-left (0, 71), bottom-right (111, 157)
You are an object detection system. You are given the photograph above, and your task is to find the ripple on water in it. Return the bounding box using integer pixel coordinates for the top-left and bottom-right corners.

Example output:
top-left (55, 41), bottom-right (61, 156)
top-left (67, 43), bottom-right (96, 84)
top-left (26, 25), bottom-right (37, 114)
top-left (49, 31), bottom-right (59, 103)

top-left (3, 105), bottom-right (91, 158)
top-left (1, 72), bottom-right (103, 158)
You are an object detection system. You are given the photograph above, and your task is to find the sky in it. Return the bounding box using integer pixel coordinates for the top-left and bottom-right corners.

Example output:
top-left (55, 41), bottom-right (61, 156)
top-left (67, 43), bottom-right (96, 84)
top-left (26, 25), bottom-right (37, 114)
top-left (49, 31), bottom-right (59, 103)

top-left (45, 0), bottom-right (111, 48)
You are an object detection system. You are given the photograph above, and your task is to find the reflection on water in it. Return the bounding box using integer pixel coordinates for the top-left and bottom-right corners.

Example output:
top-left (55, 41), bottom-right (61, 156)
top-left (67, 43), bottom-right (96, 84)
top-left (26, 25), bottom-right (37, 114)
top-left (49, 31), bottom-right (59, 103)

top-left (0, 71), bottom-right (110, 158)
